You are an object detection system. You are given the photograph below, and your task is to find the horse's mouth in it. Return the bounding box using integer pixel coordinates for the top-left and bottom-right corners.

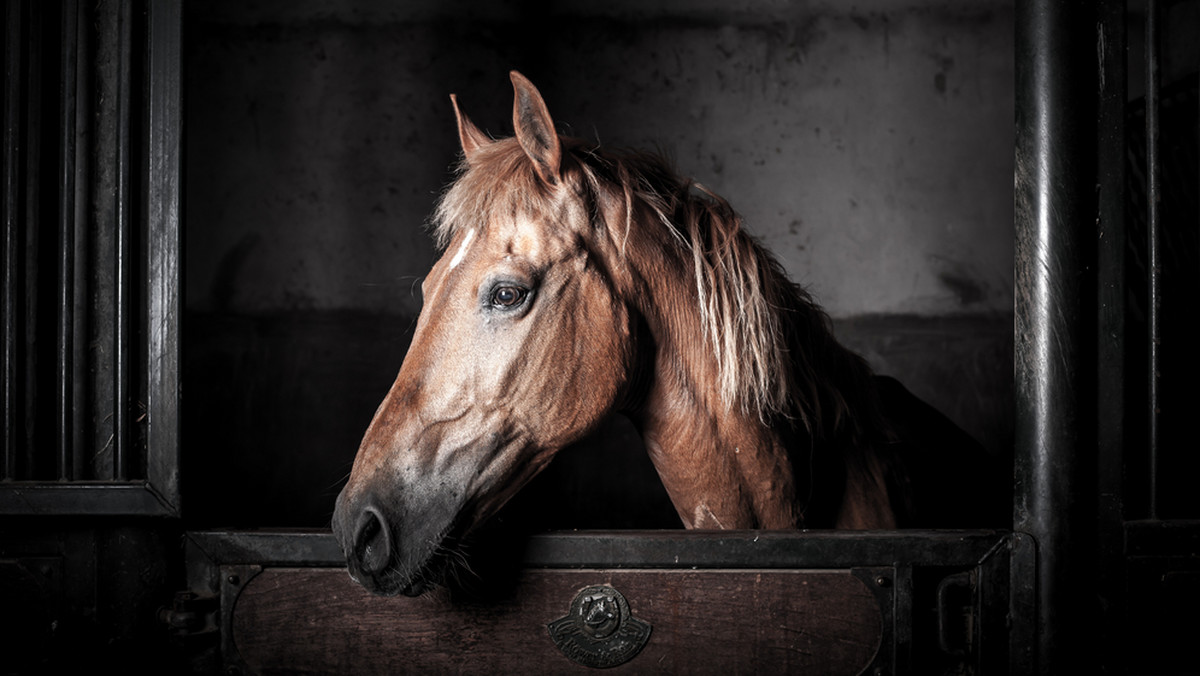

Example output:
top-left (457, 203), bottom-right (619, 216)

top-left (348, 548), bottom-right (441, 597)
top-left (396, 547), bottom-right (450, 597)
top-left (351, 527), bottom-right (458, 598)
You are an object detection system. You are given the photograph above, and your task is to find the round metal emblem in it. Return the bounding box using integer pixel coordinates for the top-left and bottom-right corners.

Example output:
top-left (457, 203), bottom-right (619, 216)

top-left (547, 585), bottom-right (651, 668)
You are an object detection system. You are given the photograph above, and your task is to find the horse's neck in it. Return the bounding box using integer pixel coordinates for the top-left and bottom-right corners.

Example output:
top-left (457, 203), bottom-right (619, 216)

top-left (634, 371), bottom-right (898, 531)
top-left (610, 200), bottom-right (896, 529)
top-left (633, 376), bottom-right (802, 529)
top-left (612, 222), bottom-right (798, 528)
top-left (627, 299), bottom-right (898, 530)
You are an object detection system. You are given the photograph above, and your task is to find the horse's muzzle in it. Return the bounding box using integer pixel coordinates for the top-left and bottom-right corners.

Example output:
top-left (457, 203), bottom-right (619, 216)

top-left (333, 490), bottom-right (407, 596)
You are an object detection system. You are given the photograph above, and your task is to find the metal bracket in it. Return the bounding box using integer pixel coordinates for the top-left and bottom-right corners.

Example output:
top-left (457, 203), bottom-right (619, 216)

top-left (853, 566), bottom-right (898, 676)
top-left (219, 564), bottom-right (263, 676)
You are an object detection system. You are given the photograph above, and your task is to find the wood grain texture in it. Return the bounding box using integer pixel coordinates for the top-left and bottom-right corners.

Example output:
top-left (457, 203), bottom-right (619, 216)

top-left (232, 568), bottom-right (881, 675)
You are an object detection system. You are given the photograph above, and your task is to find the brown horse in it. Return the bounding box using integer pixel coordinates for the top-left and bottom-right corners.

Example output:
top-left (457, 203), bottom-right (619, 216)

top-left (332, 72), bottom-right (1002, 596)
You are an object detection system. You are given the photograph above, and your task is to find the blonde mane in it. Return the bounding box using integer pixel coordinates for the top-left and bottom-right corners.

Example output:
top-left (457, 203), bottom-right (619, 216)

top-left (432, 138), bottom-right (877, 440)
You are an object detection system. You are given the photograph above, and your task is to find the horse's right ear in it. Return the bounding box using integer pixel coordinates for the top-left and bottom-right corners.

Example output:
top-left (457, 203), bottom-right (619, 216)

top-left (510, 71), bottom-right (562, 186)
top-left (451, 93), bottom-right (490, 164)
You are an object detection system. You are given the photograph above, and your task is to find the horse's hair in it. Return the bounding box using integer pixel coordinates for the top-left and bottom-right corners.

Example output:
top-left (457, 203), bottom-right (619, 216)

top-left (432, 137), bottom-right (882, 445)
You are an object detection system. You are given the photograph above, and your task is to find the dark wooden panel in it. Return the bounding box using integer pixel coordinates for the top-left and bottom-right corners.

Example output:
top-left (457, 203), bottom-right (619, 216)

top-left (231, 567), bottom-right (881, 675)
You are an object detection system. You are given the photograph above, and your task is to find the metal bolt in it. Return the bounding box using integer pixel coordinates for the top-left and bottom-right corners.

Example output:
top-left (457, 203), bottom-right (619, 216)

top-left (227, 574), bottom-right (240, 586)
top-left (875, 575), bottom-right (891, 588)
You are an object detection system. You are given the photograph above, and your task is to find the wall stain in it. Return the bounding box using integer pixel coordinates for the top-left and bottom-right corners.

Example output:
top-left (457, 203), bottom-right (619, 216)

top-left (212, 232), bottom-right (263, 311)
top-left (939, 270), bottom-right (986, 306)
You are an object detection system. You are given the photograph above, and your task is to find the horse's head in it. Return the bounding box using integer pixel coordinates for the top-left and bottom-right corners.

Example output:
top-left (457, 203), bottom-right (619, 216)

top-left (333, 72), bottom-right (637, 595)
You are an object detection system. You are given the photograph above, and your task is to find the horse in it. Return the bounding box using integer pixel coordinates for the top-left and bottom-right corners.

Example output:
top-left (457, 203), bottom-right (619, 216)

top-left (332, 71), bottom-right (1005, 597)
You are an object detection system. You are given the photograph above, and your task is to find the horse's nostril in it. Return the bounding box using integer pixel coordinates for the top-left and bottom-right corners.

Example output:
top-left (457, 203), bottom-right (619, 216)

top-left (355, 506), bottom-right (392, 575)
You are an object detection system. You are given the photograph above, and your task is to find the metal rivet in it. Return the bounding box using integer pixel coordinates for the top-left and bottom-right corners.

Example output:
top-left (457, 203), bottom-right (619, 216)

top-left (875, 575), bottom-right (891, 588)
top-left (226, 574), bottom-right (240, 586)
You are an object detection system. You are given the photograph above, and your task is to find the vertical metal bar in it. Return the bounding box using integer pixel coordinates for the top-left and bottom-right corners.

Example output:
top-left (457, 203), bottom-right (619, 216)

top-left (2, 1), bottom-right (22, 481)
top-left (1014, 1), bottom-right (1099, 674)
top-left (144, 0), bottom-right (182, 510)
top-left (70, 0), bottom-right (90, 480)
top-left (91, 0), bottom-right (117, 480)
top-left (112, 0), bottom-right (132, 481)
top-left (1095, 1), bottom-right (1128, 670)
top-left (57, 0), bottom-right (79, 481)
top-left (22, 0), bottom-right (44, 479)
top-left (1144, 0), bottom-right (1162, 520)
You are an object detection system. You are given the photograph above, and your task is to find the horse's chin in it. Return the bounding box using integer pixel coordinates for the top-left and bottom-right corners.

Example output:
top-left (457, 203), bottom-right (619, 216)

top-left (397, 546), bottom-right (451, 597)
top-left (350, 544), bottom-right (448, 597)
top-left (339, 509), bottom-right (460, 597)
top-left (399, 577), bottom-right (436, 597)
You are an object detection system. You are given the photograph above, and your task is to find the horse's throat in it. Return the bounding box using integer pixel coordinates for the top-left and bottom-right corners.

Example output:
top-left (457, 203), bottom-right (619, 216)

top-left (638, 409), bottom-right (801, 529)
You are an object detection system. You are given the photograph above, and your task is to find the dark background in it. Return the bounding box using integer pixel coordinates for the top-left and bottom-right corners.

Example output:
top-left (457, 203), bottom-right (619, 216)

top-left (182, 0), bottom-right (1018, 530)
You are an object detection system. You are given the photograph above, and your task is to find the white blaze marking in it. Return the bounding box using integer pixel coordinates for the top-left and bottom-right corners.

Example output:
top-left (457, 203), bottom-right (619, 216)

top-left (448, 229), bottom-right (476, 270)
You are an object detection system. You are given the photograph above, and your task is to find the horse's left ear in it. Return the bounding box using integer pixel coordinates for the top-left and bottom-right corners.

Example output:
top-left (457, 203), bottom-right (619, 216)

top-left (510, 71), bottom-right (562, 186)
top-left (451, 93), bottom-right (490, 164)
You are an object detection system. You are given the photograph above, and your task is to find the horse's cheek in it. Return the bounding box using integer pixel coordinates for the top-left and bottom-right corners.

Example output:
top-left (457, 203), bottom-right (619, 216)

top-left (571, 298), bottom-right (629, 425)
top-left (517, 323), bottom-right (595, 444)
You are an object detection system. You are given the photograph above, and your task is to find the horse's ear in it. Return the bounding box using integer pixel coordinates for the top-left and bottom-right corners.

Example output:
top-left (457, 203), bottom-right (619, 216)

top-left (510, 71), bottom-right (562, 186)
top-left (451, 93), bottom-right (490, 164)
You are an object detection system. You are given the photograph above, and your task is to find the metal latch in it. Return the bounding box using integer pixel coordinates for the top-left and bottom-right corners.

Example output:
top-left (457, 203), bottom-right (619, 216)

top-left (159, 590), bottom-right (218, 637)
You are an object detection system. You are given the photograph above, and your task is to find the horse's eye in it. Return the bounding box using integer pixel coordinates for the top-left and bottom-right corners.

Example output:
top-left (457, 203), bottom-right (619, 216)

top-left (490, 285), bottom-right (527, 308)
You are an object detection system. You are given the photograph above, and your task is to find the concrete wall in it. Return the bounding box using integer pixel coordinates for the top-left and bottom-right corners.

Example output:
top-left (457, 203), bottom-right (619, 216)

top-left (183, 0), bottom-right (1014, 527)
top-left (187, 0), bottom-right (1013, 318)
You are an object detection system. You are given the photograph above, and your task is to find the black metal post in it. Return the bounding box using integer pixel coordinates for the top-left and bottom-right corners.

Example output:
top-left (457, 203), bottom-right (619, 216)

top-left (1096, 1), bottom-right (1128, 670)
top-left (144, 0), bottom-right (183, 509)
top-left (112, 0), bottom-right (132, 481)
top-left (69, 0), bottom-right (91, 481)
top-left (91, 0), bottom-right (134, 481)
top-left (2, 1), bottom-right (23, 481)
top-left (57, 0), bottom-right (80, 481)
top-left (1014, 1), bottom-right (1100, 673)
top-left (1143, 0), bottom-right (1162, 520)
top-left (20, 0), bottom-right (44, 481)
